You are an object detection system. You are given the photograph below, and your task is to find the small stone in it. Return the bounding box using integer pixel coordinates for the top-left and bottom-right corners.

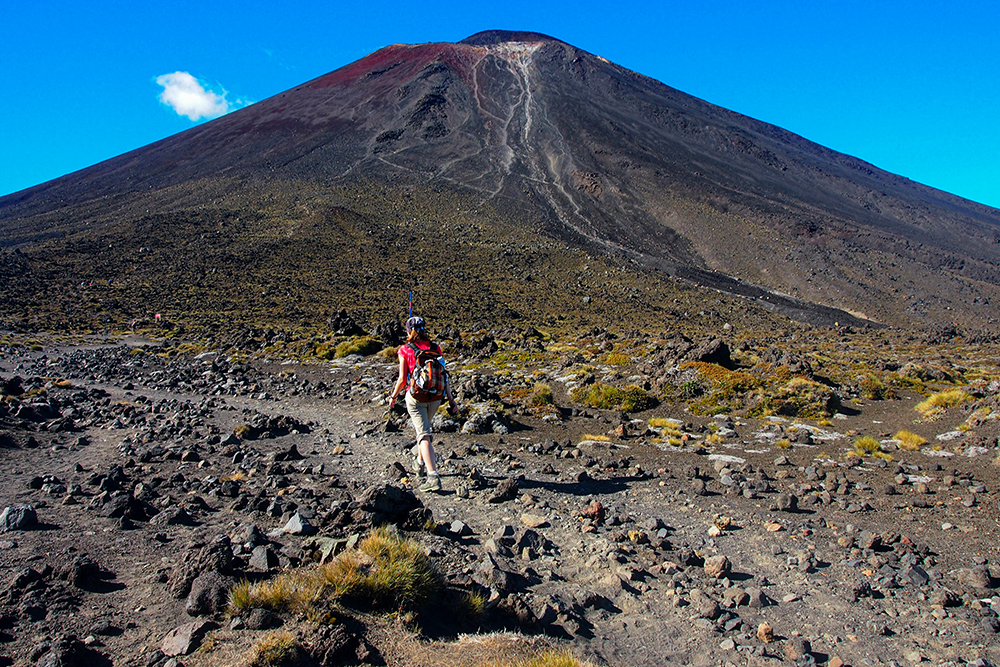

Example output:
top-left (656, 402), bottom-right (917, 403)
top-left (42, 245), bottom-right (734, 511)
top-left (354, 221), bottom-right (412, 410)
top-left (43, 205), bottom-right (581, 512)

top-left (956, 566), bottom-right (991, 590)
top-left (489, 478), bottom-right (519, 503)
top-left (784, 637), bottom-right (812, 661)
top-left (774, 492), bottom-right (798, 512)
top-left (829, 657), bottom-right (845, 667)
top-left (449, 520), bottom-right (472, 536)
top-left (161, 621), bottom-right (210, 656)
top-left (0, 504), bottom-right (37, 532)
top-left (248, 545), bottom-right (279, 571)
top-left (245, 608), bottom-right (276, 630)
top-left (520, 513), bottom-right (548, 528)
top-left (704, 555), bottom-right (731, 579)
top-left (281, 512), bottom-right (316, 536)
top-left (745, 587), bottom-right (769, 608)
top-left (185, 571), bottom-right (231, 617)
top-left (757, 622), bottom-right (774, 643)
top-left (719, 638), bottom-right (736, 650)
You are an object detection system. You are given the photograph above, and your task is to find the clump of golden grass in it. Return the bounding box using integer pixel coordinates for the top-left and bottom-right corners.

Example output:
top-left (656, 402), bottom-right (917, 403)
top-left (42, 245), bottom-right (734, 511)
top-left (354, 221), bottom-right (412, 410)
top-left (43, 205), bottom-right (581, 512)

top-left (603, 353), bottom-right (631, 366)
top-left (580, 434), bottom-right (611, 442)
top-left (325, 526), bottom-right (437, 606)
top-left (894, 430), bottom-right (928, 451)
top-left (333, 336), bottom-right (383, 359)
top-left (228, 526), bottom-right (438, 617)
top-left (248, 631), bottom-right (299, 667)
top-left (853, 436), bottom-right (880, 456)
top-left (529, 383), bottom-right (554, 406)
top-left (775, 439), bottom-right (792, 449)
top-left (914, 389), bottom-right (969, 415)
top-left (519, 650), bottom-right (594, 667)
top-left (858, 374), bottom-right (894, 400)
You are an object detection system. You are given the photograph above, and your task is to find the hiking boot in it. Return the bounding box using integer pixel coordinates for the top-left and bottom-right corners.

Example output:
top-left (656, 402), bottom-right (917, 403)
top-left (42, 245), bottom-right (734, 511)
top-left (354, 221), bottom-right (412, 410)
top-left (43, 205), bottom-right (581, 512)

top-left (419, 474), bottom-right (442, 493)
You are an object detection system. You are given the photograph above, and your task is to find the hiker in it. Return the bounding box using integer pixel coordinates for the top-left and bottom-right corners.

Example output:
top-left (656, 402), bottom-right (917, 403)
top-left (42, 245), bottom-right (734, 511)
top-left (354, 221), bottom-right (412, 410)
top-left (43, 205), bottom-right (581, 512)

top-left (388, 316), bottom-right (458, 492)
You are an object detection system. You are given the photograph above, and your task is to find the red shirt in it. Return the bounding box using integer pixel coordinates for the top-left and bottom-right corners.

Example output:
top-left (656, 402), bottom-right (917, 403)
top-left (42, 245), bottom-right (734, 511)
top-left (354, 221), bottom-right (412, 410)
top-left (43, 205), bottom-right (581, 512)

top-left (397, 341), bottom-right (442, 382)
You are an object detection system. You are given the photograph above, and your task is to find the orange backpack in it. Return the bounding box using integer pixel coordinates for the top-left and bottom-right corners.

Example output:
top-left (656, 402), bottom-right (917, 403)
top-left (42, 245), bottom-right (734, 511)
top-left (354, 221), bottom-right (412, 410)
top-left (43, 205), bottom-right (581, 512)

top-left (406, 343), bottom-right (448, 402)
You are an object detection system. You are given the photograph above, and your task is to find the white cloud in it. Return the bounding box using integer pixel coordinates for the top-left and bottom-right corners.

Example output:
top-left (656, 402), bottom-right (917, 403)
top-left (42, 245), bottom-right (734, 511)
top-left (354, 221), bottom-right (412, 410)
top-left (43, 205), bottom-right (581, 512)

top-left (156, 71), bottom-right (239, 121)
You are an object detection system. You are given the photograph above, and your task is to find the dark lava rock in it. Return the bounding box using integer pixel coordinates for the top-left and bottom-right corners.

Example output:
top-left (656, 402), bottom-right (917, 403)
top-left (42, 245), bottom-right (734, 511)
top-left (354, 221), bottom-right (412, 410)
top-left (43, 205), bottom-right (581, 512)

top-left (245, 607), bottom-right (279, 630)
top-left (185, 570), bottom-right (233, 616)
top-left (373, 320), bottom-right (405, 345)
top-left (488, 478), bottom-right (519, 503)
top-left (956, 566), bottom-right (992, 591)
top-left (474, 553), bottom-right (520, 594)
top-left (36, 634), bottom-right (110, 667)
top-left (149, 506), bottom-right (197, 527)
top-left (62, 555), bottom-right (108, 590)
top-left (161, 620), bottom-right (213, 656)
top-left (691, 338), bottom-right (734, 369)
top-left (356, 483), bottom-right (423, 526)
top-left (772, 492), bottom-right (798, 512)
top-left (1, 376), bottom-right (24, 396)
top-left (0, 504), bottom-right (37, 532)
top-left (249, 545), bottom-right (279, 571)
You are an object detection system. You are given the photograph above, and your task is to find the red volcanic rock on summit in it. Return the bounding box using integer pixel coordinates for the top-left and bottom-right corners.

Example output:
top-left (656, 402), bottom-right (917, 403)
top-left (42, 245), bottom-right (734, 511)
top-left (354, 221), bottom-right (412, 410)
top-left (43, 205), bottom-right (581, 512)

top-left (3, 30), bottom-right (1000, 328)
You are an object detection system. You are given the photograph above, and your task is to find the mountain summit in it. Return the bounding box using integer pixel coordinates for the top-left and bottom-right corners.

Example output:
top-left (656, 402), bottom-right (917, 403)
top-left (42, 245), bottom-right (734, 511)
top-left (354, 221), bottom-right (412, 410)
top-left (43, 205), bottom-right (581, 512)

top-left (2, 32), bottom-right (999, 331)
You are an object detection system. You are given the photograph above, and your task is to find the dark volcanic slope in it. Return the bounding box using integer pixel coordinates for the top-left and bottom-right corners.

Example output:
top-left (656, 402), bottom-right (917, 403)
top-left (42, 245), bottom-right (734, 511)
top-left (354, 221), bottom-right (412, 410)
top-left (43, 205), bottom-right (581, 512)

top-left (3, 30), bottom-right (1000, 329)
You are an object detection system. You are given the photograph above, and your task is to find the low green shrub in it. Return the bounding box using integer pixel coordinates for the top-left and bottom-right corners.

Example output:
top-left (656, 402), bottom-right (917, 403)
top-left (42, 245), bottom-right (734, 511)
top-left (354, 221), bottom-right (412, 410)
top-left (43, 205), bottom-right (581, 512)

top-left (333, 336), bottom-right (383, 359)
top-left (570, 383), bottom-right (655, 413)
top-left (529, 383), bottom-right (554, 406)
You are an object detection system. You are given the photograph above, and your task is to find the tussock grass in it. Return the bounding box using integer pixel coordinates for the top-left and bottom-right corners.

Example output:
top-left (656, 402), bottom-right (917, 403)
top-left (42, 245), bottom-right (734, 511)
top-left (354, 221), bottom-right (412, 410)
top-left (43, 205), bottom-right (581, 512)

top-left (332, 336), bottom-right (383, 359)
top-left (248, 631), bottom-right (299, 667)
top-left (603, 353), bottom-right (631, 366)
top-left (853, 436), bottom-right (880, 456)
top-left (894, 430), bottom-right (928, 451)
top-left (914, 389), bottom-right (969, 415)
top-left (757, 377), bottom-right (838, 419)
top-left (580, 434), bottom-right (611, 442)
top-left (454, 590), bottom-right (487, 623)
top-left (570, 383), bottom-right (654, 413)
top-left (858, 374), bottom-right (894, 400)
top-left (519, 650), bottom-right (593, 667)
top-left (228, 526), bottom-right (438, 618)
top-left (326, 526), bottom-right (437, 606)
top-left (529, 383), bottom-right (554, 406)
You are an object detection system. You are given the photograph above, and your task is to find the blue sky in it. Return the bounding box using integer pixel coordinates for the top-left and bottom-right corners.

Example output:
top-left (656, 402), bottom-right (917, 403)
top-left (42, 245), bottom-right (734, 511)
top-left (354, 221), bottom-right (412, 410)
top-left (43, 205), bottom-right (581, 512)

top-left (2, 1), bottom-right (998, 208)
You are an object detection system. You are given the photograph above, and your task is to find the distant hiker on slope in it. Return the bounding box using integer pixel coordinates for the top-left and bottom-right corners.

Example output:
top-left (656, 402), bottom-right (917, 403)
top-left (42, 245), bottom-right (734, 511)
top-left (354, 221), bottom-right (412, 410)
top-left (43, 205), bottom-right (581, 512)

top-left (388, 316), bottom-right (458, 493)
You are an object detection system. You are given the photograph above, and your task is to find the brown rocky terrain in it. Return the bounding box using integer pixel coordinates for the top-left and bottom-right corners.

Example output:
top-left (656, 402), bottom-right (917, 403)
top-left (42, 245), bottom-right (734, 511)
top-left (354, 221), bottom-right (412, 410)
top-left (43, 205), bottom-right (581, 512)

top-left (1, 320), bottom-right (998, 667)
top-left (2, 32), bottom-right (1000, 332)
top-left (2, 27), bottom-right (1000, 667)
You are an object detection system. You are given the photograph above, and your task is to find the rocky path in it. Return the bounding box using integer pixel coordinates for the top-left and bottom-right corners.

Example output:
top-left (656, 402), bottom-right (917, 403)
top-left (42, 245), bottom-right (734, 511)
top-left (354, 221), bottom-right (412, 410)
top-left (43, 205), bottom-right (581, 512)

top-left (1, 339), bottom-right (998, 667)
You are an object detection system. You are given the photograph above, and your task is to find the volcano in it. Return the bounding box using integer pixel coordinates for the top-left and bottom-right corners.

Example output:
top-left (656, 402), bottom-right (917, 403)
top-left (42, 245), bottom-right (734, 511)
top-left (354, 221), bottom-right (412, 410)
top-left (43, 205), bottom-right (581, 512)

top-left (2, 30), bottom-right (1000, 332)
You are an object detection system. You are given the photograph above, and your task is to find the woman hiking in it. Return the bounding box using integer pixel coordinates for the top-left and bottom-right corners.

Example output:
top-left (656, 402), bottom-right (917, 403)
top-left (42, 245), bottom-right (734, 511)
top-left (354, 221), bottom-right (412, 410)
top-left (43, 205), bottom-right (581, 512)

top-left (388, 316), bottom-right (458, 492)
